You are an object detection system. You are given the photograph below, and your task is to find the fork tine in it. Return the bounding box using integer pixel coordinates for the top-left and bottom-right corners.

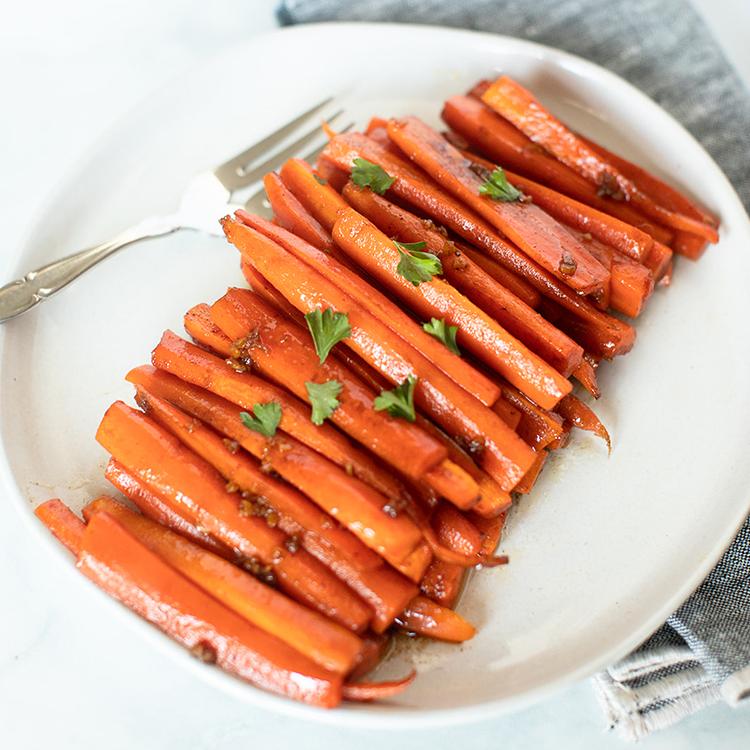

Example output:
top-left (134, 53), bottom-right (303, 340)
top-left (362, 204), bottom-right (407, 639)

top-left (214, 96), bottom-right (333, 190)
top-left (235, 109), bottom-right (344, 186)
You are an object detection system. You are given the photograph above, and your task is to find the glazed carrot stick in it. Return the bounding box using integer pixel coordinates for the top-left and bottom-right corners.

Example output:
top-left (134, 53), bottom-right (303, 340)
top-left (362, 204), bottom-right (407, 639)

top-left (96, 401), bottom-right (372, 632)
top-left (134, 384), bottom-right (423, 568)
top-left (78, 511), bottom-right (342, 707)
top-left (315, 158), bottom-right (350, 192)
top-left (126, 365), bottom-right (383, 572)
top-left (263, 172), bottom-right (335, 252)
top-left (481, 77), bottom-right (719, 243)
top-left (471, 511), bottom-right (506, 557)
top-left (35, 499), bottom-right (85, 555)
top-left (557, 394), bottom-right (611, 451)
top-left (432, 503), bottom-right (483, 559)
top-left (152, 331), bottom-right (402, 500)
top-left (420, 559), bottom-right (465, 608)
top-left (279, 158), bottom-right (350, 230)
top-left (386, 116), bottom-right (611, 295)
top-left (236, 208), bottom-right (502, 408)
top-left (342, 671), bottom-right (417, 702)
top-left (442, 94), bottom-right (674, 246)
top-left (571, 356), bottom-right (601, 399)
top-left (492, 397), bottom-right (522, 431)
top-left (212, 288), bottom-right (447, 480)
top-left (342, 183), bottom-right (583, 377)
top-left (643, 241), bottom-right (674, 282)
top-left (500, 384), bottom-right (565, 450)
top-left (396, 541), bottom-right (434, 583)
top-left (83, 496), bottom-right (363, 674)
top-left (240, 261), bottom-right (303, 323)
top-left (223, 217), bottom-right (536, 492)
top-left (184, 303), bottom-right (235, 357)
top-left (321, 133), bottom-right (635, 359)
top-left (348, 633), bottom-right (389, 680)
top-left (396, 595), bottom-right (475, 642)
top-left (514, 450), bottom-right (548, 494)
top-left (332, 207), bottom-right (572, 409)
top-left (105, 458), bottom-right (236, 559)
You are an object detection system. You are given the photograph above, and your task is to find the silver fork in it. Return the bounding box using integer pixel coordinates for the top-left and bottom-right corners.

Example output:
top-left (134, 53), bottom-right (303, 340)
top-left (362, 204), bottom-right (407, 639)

top-left (0, 98), bottom-right (353, 324)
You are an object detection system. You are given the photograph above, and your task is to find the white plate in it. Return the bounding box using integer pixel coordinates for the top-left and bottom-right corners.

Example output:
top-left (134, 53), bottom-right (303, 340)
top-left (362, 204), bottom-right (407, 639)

top-left (2, 22), bottom-right (749, 728)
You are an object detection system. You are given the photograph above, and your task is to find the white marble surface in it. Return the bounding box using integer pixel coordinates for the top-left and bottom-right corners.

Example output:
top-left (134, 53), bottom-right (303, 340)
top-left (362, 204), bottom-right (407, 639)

top-left (2, 1), bottom-right (749, 747)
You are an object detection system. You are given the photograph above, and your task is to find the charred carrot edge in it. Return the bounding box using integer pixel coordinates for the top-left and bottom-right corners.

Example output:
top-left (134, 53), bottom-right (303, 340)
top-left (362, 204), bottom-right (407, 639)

top-left (105, 458), bottom-right (237, 559)
top-left (96, 401), bottom-right (373, 633)
top-left (432, 503), bottom-right (483, 558)
top-left (343, 670), bottom-right (417, 702)
top-left (83, 496), bottom-right (364, 675)
top-left (263, 172), bottom-right (335, 252)
top-left (342, 183), bottom-right (584, 378)
top-left (420, 559), bottom-right (465, 608)
top-left (35, 499), bottom-right (86, 555)
top-left (514, 450), bottom-right (548, 494)
top-left (236, 206), bottom-right (502, 409)
top-left (557, 394), bottom-right (611, 451)
top-left (280, 158), bottom-right (351, 231)
top-left (223, 217), bottom-right (536, 492)
top-left (396, 595), bottom-right (476, 643)
top-left (571, 357), bottom-right (601, 399)
top-left (386, 116), bottom-right (611, 296)
top-left (500, 384), bottom-right (564, 450)
top-left (126, 365), bottom-right (383, 572)
top-left (332, 206), bottom-right (572, 409)
top-left (320, 132), bottom-right (635, 359)
top-left (481, 77), bottom-right (718, 243)
top-left (492, 396), bottom-right (522, 431)
top-left (79, 511), bottom-right (343, 707)
top-left (442, 94), bottom-right (674, 247)
top-left (135, 383), bottom-right (423, 570)
top-left (153, 330), bottom-right (404, 502)
top-left (211, 287), bottom-right (448, 481)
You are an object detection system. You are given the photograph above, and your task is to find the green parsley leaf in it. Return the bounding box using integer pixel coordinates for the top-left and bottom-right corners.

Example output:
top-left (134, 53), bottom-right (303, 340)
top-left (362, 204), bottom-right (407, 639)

top-left (304, 308), bottom-right (351, 364)
top-left (479, 167), bottom-right (522, 202)
top-left (305, 380), bottom-right (343, 426)
top-left (373, 376), bottom-right (417, 422)
top-left (240, 402), bottom-right (281, 438)
top-left (422, 317), bottom-right (461, 356)
top-left (351, 158), bottom-right (395, 195)
top-left (394, 240), bottom-right (442, 286)
top-left (313, 173), bottom-right (328, 185)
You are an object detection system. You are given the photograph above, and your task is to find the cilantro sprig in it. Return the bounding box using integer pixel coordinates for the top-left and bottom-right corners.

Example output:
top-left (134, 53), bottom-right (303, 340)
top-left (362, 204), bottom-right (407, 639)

top-left (374, 376), bottom-right (417, 422)
top-left (422, 317), bottom-right (461, 356)
top-left (304, 308), bottom-right (351, 364)
top-left (479, 167), bottom-right (522, 202)
top-left (394, 240), bottom-right (442, 286)
top-left (351, 158), bottom-right (395, 195)
top-left (305, 380), bottom-right (343, 426)
top-left (240, 402), bottom-right (282, 438)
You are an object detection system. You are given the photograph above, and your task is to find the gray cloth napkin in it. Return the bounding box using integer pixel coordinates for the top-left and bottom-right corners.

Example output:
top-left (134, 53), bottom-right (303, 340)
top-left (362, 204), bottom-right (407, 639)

top-left (280, 0), bottom-right (750, 739)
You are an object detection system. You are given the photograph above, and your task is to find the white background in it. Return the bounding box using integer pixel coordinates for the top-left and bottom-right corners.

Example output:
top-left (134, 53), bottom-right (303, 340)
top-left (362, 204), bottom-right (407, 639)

top-left (2, 1), bottom-right (750, 747)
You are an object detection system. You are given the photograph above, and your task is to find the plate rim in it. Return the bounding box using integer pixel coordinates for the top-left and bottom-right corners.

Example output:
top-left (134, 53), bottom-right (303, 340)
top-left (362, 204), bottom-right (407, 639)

top-left (2, 20), bottom-right (749, 729)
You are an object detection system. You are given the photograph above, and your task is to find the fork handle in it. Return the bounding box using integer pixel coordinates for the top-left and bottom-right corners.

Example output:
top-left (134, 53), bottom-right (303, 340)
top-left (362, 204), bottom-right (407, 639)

top-left (0, 217), bottom-right (179, 324)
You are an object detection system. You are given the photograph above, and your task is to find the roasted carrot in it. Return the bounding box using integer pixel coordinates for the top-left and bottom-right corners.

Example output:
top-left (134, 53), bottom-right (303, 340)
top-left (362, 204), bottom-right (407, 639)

top-left (571, 356), bottom-right (601, 399)
top-left (396, 595), bottom-right (475, 642)
top-left (223, 218), bottom-right (536, 492)
top-left (105, 458), bottom-right (236, 559)
top-left (126, 365), bottom-right (383, 572)
top-left (386, 116), bottom-right (611, 295)
top-left (184, 303), bottom-right (235, 357)
top-left (342, 184), bottom-right (583, 376)
top-left (240, 261), bottom-right (304, 323)
top-left (514, 450), bottom-right (548, 494)
top-left (78, 511), bottom-right (342, 707)
top-left (557, 394), bottom-right (611, 451)
top-left (134, 384), bottom-right (422, 569)
top-left (442, 94), bottom-right (674, 246)
top-left (152, 331), bottom-right (403, 501)
top-left (492, 397), bottom-right (522, 431)
top-left (432, 503), bottom-right (483, 558)
top-left (321, 132), bottom-right (635, 359)
top-left (481, 77), bottom-right (718, 243)
top-left (279, 158), bottom-right (350, 231)
top-left (420, 559), bottom-right (465, 608)
top-left (332, 207), bottom-right (572, 409)
top-left (500, 384), bottom-right (565, 450)
top-left (315, 158), bottom-right (350, 192)
top-left (236, 208), bottom-right (502, 408)
top-left (348, 633), bottom-right (389, 680)
top-left (96, 401), bottom-right (372, 633)
top-left (35, 499), bottom-right (85, 556)
top-left (643, 241), bottom-right (674, 282)
top-left (83, 496), bottom-right (363, 674)
top-left (264, 172), bottom-right (335, 252)
top-left (342, 671), bottom-right (416, 702)
top-left (471, 511), bottom-right (506, 557)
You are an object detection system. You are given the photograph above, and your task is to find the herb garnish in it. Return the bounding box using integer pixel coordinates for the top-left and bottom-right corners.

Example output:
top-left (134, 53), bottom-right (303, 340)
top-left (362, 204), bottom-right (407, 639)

top-left (394, 240), bottom-right (442, 286)
top-left (304, 308), bottom-right (351, 364)
top-left (240, 402), bottom-right (282, 438)
top-left (373, 376), bottom-right (417, 422)
top-left (351, 158), bottom-right (395, 195)
top-left (422, 317), bottom-right (461, 355)
top-left (479, 167), bottom-right (522, 202)
top-left (305, 380), bottom-right (343, 425)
